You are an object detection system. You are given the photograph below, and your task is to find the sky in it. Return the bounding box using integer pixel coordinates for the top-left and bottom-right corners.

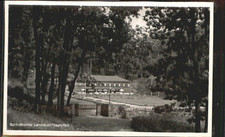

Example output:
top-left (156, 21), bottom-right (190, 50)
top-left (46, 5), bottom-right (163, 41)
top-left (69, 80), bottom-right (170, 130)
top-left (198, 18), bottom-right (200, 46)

top-left (130, 8), bottom-right (148, 29)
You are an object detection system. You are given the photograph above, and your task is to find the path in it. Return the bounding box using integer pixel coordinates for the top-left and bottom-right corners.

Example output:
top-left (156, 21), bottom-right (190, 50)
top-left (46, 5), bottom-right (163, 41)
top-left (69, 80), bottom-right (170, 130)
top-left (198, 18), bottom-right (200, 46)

top-left (72, 116), bottom-right (133, 131)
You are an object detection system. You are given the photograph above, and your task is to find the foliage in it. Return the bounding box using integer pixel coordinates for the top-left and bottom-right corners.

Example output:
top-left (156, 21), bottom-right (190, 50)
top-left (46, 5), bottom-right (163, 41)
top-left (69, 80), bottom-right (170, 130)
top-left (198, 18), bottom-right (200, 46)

top-left (9, 7), bottom-right (34, 80)
top-left (8, 78), bottom-right (25, 100)
top-left (144, 7), bottom-right (209, 131)
top-left (8, 6), bottom-right (141, 113)
top-left (153, 103), bottom-right (174, 114)
top-left (8, 97), bottom-right (34, 113)
top-left (131, 111), bottom-right (194, 132)
top-left (117, 106), bottom-right (126, 118)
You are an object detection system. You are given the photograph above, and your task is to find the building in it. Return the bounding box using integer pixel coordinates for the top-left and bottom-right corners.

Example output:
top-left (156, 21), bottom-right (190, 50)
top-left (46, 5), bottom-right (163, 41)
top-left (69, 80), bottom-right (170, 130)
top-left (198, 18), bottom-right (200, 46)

top-left (73, 75), bottom-right (133, 94)
top-left (91, 74), bottom-right (130, 87)
top-left (89, 75), bottom-right (131, 93)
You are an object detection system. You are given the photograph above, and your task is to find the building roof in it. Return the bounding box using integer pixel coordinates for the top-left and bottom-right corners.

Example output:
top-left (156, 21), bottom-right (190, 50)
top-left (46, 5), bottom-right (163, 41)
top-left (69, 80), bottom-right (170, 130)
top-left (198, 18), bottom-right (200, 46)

top-left (90, 75), bottom-right (130, 83)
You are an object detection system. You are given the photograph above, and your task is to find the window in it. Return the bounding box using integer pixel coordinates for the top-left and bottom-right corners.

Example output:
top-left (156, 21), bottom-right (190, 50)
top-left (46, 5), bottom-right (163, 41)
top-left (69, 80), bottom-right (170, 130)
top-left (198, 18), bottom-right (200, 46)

top-left (118, 84), bottom-right (120, 87)
top-left (104, 83), bottom-right (107, 87)
top-left (123, 84), bottom-right (125, 87)
top-left (109, 83), bottom-right (111, 87)
top-left (114, 84), bottom-right (116, 87)
top-left (128, 84), bottom-right (130, 87)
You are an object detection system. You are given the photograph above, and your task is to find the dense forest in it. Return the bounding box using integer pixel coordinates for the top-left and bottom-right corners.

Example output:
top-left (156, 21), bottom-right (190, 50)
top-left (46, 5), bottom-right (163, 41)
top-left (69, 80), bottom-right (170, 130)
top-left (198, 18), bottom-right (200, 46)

top-left (8, 5), bottom-right (209, 132)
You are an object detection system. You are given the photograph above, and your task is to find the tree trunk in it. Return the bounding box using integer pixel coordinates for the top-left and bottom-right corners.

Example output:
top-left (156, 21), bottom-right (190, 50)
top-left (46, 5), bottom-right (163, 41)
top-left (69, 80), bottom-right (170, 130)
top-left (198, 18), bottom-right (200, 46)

top-left (32, 6), bottom-right (41, 112)
top-left (194, 98), bottom-right (201, 132)
top-left (41, 72), bottom-right (49, 104)
top-left (66, 50), bottom-right (86, 106)
top-left (59, 61), bottom-right (69, 115)
top-left (204, 101), bottom-right (208, 132)
top-left (22, 49), bottom-right (30, 95)
top-left (189, 9), bottom-right (202, 132)
top-left (57, 66), bottom-right (61, 108)
top-left (22, 48), bottom-right (30, 82)
top-left (193, 48), bottom-right (201, 132)
top-left (104, 59), bottom-right (107, 75)
top-left (59, 12), bottom-right (72, 115)
top-left (193, 51), bottom-right (201, 132)
top-left (48, 62), bottom-right (56, 106)
top-left (89, 51), bottom-right (92, 75)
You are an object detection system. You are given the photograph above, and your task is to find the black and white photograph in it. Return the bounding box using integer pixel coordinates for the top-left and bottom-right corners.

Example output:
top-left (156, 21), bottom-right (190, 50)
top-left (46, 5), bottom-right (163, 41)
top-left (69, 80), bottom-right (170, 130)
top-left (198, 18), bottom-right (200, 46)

top-left (3, 1), bottom-right (214, 136)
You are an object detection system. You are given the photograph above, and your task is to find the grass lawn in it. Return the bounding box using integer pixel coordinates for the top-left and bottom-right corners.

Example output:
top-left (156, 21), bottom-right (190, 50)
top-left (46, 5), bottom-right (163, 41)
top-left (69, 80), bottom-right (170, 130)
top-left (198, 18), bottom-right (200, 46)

top-left (85, 94), bottom-right (174, 106)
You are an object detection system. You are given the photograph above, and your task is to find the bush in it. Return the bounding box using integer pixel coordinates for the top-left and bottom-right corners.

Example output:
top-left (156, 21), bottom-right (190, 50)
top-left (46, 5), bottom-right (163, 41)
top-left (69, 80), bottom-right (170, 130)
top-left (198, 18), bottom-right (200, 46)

top-left (8, 97), bottom-right (34, 112)
top-left (131, 112), bottom-right (194, 132)
top-left (118, 106), bottom-right (126, 118)
top-left (153, 104), bottom-right (174, 114)
top-left (8, 78), bottom-right (25, 100)
top-left (8, 85), bottom-right (24, 100)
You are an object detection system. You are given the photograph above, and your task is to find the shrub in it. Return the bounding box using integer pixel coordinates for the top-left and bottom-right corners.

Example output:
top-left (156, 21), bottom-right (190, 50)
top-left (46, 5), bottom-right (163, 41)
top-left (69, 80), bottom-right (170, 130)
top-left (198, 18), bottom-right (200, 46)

top-left (131, 112), bottom-right (194, 132)
top-left (179, 102), bottom-right (187, 107)
top-left (8, 85), bottom-right (24, 100)
top-left (153, 104), bottom-right (174, 114)
top-left (8, 78), bottom-right (25, 100)
top-left (118, 106), bottom-right (126, 118)
top-left (8, 97), bottom-right (34, 112)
